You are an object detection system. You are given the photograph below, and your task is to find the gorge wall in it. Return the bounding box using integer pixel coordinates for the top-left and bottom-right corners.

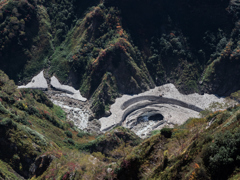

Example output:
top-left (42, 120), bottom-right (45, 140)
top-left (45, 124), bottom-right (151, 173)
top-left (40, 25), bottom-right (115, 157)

top-left (0, 0), bottom-right (240, 118)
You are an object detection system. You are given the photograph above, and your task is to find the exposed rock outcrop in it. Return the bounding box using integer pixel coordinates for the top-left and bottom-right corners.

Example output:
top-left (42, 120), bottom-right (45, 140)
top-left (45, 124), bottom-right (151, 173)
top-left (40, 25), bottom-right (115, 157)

top-left (29, 155), bottom-right (56, 177)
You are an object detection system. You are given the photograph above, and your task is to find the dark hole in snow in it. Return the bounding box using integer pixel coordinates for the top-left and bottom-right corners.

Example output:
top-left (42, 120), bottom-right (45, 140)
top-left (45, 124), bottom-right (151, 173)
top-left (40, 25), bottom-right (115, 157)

top-left (148, 113), bottom-right (164, 121)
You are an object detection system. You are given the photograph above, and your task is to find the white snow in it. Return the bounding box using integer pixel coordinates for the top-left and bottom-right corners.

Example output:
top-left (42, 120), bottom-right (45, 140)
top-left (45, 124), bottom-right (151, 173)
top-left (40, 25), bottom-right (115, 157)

top-left (18, 70), bottom-right (48, 90)
top-left (50, 76), bottom-right (87, 102)
top-left (99, 83), bottom-right (230, 138)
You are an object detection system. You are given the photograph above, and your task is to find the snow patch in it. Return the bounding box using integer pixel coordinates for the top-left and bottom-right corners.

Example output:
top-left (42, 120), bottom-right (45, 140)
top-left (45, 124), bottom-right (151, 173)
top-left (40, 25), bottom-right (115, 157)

top-left (50, 76), bottom-right (87, 102)
top-left (100, 83), bottom-right (230, 138)
top-left (18, 71), bottom-right (48, 90)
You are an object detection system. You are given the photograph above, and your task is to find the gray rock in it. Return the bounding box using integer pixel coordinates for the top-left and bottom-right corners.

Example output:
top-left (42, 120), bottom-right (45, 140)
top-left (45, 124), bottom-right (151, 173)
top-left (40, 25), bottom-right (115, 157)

top-left (29, 154), bottom-right (56, 177)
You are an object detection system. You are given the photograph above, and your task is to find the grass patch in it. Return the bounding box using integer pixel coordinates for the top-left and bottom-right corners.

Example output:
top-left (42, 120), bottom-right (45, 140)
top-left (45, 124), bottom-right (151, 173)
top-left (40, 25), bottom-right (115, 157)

top-left (52, 105), bottom-right (66, 121)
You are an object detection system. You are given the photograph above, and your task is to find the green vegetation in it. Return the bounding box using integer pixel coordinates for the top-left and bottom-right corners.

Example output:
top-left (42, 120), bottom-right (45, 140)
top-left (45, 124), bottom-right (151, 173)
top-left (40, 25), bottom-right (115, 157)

top-left (52, 104), bottom-right (66, 120)
top-left (0, 0), bottom-right (239, 118)
top-left (0, 159), bottom-right (20, 180)
top-left (1, 48), bottom-right (240, 180)
top-left (65, 130), bottom-right (73, 138)
top-left (160, 128), bottom-right (173, 138)
top-left (0, 70), bottom-right (144, 179)
top-left (77, 130), bottom-right (90, 138)
top-left (110, 105), bottom-right (240, 180)
top-left (202, 131), bottom-right (240, 179)
top-left (77, 126), bottom-right (141, 155)
top-left (1, 0), bottom-right (240, 179)
top-left (0, 70), bottom-right (102, 178)
top-left (47, 3), bottom-right (155, 116)
top-left (151, 128), bottom-right (173, 138)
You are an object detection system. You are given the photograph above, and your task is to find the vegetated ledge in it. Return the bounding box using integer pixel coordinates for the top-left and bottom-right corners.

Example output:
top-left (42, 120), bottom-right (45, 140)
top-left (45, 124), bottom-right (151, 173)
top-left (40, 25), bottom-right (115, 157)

top-left (100, 83), bottom-right (228, 138)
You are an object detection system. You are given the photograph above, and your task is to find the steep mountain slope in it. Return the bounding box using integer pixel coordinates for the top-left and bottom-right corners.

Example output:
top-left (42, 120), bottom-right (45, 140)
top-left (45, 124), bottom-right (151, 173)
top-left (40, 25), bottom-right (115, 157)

top-left (2, 1), bottom-right (240, 178)
top-left (0, 70), bottom-right (142, 179)
top-left (48, 4), bottom-right (155, 117)
top-left (2, 69), bottom-right (240, 179)
top-left (0, 70), bottom-right (73, 178)
top-left (1, 0), bottom-right (240, 117)
top-left (109, 0), bottom-right (236, 95)
top-left (113, 105), bottom-right (240, 180)
top-left (0, 0), bottom-right (51, 82)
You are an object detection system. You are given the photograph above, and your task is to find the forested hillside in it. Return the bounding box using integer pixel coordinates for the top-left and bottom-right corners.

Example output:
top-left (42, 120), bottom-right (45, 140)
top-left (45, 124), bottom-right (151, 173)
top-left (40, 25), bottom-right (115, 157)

top-left (0, 0), bottom-right (240, 116)
top-left (1, 0), bottom-right (240, 179)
